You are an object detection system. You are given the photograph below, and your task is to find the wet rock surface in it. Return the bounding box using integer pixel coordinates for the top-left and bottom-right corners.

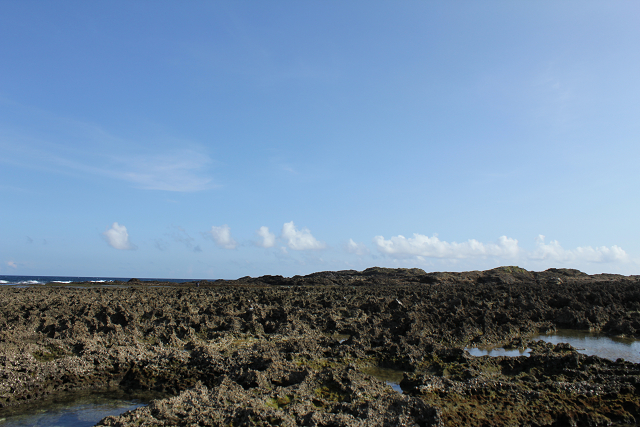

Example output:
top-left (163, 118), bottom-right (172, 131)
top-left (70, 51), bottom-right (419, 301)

top-left (1, 266), bottom-right (639, 426)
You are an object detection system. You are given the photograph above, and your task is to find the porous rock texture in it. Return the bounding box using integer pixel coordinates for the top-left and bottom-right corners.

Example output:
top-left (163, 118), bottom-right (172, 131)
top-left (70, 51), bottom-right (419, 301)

top-left (1, 266), bottom-right (640, 426)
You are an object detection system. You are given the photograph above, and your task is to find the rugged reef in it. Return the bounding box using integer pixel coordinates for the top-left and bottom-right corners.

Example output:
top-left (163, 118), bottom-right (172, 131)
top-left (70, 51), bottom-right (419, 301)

top-left (1, 266), bottom-right (640, 426)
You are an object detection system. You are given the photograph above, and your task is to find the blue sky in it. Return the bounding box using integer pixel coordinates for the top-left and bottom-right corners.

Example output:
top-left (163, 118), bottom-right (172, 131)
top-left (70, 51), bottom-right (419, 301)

top-left (1, 1), bottom-right (639, 279)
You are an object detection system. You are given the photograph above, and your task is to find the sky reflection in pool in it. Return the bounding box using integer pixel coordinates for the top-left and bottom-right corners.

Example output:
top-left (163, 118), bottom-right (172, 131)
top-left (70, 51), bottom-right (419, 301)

top-left (467, 330), bottom-right (640, 363)
top-left (537, 329), bottom-right (640, 363)
top-left (466, 347), bottom-right (531, 357)
top-left (0, 393), bottom-right (152, 427)
top-left (361, 366), bottom-right (405, 393)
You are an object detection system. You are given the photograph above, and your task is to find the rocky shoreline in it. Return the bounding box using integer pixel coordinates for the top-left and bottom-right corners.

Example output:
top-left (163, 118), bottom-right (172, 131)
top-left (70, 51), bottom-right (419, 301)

top-left (1, 266), bottom-right (640, 426)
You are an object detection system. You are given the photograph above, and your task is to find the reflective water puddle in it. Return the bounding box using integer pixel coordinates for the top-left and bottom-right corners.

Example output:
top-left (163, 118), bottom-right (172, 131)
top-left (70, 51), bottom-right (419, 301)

top-left (0, 390), bottom-right (162, 427)
top-left (467, 329), bottom-right (640, 363)
top-left (537, 329), bottom-right (640, 363)
top-left (361, 366), bottom-right (405, 393)
top-left (332, 333), bottom-right (351, 343)
top-left (466, 347), bottom-right (531, 358)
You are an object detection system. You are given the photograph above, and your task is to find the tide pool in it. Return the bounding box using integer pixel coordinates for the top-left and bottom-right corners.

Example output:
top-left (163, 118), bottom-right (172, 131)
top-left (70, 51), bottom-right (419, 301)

top-left (467, 329), bottom-right (640, 363)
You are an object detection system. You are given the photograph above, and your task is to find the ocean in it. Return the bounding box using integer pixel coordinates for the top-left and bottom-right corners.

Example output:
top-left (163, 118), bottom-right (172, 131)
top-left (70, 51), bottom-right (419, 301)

top-left (0, 275), bottom-right (202, 286)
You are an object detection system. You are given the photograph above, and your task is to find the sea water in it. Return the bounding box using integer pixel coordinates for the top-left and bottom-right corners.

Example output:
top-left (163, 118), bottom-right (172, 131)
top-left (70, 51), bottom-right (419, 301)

top-left (466, 347), bottom-right (532, 357)
top-left (537, 329), bottom-right (640, 363)
top-left (467, 329), bottom-right (640, 363)
top-left (0, 275), bottom-right (205, 286)
top-left (0, 390), bottom-right (162, 427)
top-left (361, 366), bottom-right (405, 393)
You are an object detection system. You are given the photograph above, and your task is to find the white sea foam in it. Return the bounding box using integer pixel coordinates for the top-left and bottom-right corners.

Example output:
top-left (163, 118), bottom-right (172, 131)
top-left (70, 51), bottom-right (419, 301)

top-left (19, 280), bottom-right (43, 285)
top-left (52, 280), bottom-right (72, 284)
top-left (0, 280), bottom-right (9, 284)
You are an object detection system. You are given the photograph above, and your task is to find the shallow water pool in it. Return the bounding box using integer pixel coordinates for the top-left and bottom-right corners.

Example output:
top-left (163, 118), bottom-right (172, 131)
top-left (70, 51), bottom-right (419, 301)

top-left (361, 366), bottom-right (405, 393)
top-left (0, 390), bottom-right (161, 427)
top-left (537, 329), bottom-right (640, 363)
top-left (466, 347), bottom-right (531, 358)
top-left (467, 329), bottom-right (640, 363)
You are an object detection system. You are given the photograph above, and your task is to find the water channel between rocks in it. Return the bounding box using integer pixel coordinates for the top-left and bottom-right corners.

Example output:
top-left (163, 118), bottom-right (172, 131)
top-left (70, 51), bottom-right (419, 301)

top-left (467, 329), bottom-right (640, 363)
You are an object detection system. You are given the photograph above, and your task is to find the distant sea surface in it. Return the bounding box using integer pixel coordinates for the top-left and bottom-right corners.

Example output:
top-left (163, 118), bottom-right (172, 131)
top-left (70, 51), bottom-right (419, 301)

top-left (0, 275), bottom-right (203, 286)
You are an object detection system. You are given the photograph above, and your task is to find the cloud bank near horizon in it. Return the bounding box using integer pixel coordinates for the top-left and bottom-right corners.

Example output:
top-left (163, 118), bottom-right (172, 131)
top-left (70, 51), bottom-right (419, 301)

top-left (373, 233), bottom-right (630, 266)
top-left (531, 235), bottom-right (628, 264)
top-left (373, 234), bottom-right (520, 259)
top-left (97, 221), bottom-right (633, 274)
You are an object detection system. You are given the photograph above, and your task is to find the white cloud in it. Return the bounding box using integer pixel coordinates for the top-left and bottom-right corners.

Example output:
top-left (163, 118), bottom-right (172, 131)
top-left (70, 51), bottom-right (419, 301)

top-left (374, 234), bottom-right (520, 259)
top-left (7, 261), bottom-right (17, 269)
top-left (208, 225), bottom-right (237, 249)
top-left (346, 238), bottom-right (369, 256)
top-left (103, 222), bottom-right (137, 250)
top-left (256, 226), bottom-right (276, 248)
top-left (114, 150), bottom-right (215, 192)
top-left (372, 232), bottom-right (631, 269)
top-left (0, 104), bottom-right (217, 193)
top-left (281, 221), bottom-right (325, 251)
top-left (531, 235), bottom-right (628, 264)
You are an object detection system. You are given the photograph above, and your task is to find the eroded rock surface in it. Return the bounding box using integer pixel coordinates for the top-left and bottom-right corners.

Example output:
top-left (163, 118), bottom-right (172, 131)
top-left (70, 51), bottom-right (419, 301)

top-left (1, 266), bottom-right (639, 426)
